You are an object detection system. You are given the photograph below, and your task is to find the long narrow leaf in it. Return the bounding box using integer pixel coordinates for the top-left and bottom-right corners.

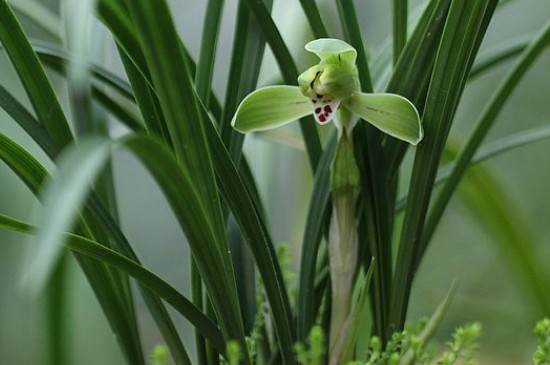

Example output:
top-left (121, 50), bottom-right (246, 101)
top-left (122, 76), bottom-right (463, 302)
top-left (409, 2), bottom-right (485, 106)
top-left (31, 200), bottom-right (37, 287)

top-left (200, 104), bottom-right (296, 364)
top-left (391, 0), bottom-right (408, 64)
top-left (0, 0), bottom-right (73, 147)
top-left (0, 213), bottom-right (224, 355)
top-left (123, 0), bottom-right (247, 355)
top-left (421, 19), bottom-right (550, 254)
top-left (297, 135), bottom-right (336, 341)
top-left (242, 0), bottom-right (322, 170)
top-left (390, 0), bottom-right (498, 331)
top-left (0, 132), bottom-right (145, 365)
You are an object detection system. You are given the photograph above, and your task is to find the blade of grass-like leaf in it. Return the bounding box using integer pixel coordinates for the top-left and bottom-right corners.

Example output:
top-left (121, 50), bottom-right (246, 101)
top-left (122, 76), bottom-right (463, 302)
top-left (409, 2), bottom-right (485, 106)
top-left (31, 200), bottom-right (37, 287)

top-left (297, 134), bottom-right (336, 341)
top-left (123, 1), bottom-right (247, 356)
top-left (192, 2), bottom-right (225, 351)
top-left (0, 59), bottom-right (187, 364)
top-left (124, 0), bottom-right (227, 251)
top-left (399, 283), bottom-right (457, 365)
top-left (84, 193), bottom-right (191, 365)
top-left (219, 0), bottom-right (272, 162)
top-left (63, 0), bottom-right (95, 121)
top-left (116, 47), bottom-right (172, 144)
top-left (0, 85), bottom-right (185, 363)
top-left (384, 0), bottom-right (452, 175)
top-left (336, 0), bottom-right (394, 342)
top-left (0, 40), bottom-right (144, 133)
top-left (7, 0), bottom-right (63, 42)
top-left (91, 87), bottom-right (145, 132)
top-left (474, 125), bottom-right (550, 163)
top-left (242, 0), bottom-right (322, 170)
top-left (216, 1), bottom-right (272, 330)
top-left (0, 213), bottom-right (224, 356)
top-left (390, 0), bottom-right (498, 332)
top-left (0, 0), bottom-right (73, 148)
top-left (297, 0), bottom-right (328, 38)
top-left (45, 254), bottom-right (68, 365)
top-left (336, 0), bottom-right (373, 93)
top-left (96, 0), bottom-right (222, 120)
top-left (63, 3), bottom-right (125, 300)
top-left (421, 19), bottom-right (550, 261)
top-left (469, 34), bottom-right (531, 80)
top-left (122, 135), bottom-right (251, 360)
top-left (396, 125), bottom-right (550, 213)
top-left (391, 0), bottom-right (408, 64)
top-left (23, 138), bottom-right (111, 294)
top-left (195, 0), bottom-right (224, 107)
top-left (369, 2), bottom-right (427, 90)
top-left (96, 0), bottom-right (151, 82)
top-left (216, 1), bottom-right (268, 336)
top-left (27, 39), bottom-right (135, 101)
top-left (0, 83), bottom-right (59, 157)
top-left (0, 133), bottom-right (146, 365)
top-left (18, 131), bottom-right (245, 358)
top-left (200, 110), bottom-right (296, 364)
top-left (340, 259), bottom-right (375, 364)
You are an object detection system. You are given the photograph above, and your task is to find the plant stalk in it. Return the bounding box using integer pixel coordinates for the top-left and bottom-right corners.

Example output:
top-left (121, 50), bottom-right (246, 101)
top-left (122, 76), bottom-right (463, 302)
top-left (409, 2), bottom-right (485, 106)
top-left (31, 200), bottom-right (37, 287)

top-left (328, 129), bottom-right (360, 364)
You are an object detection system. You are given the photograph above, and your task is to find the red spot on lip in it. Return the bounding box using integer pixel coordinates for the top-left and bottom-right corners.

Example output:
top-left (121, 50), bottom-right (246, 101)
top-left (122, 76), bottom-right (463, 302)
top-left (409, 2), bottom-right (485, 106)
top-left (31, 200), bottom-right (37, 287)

top-left (324, 105), bottom-right (332, 113)
top-left (319, 114), bottom-right (326, 122)
top-left (315, 107), bottom-right (322, 114)
top-left (324, 113), bottom-right (329, 118)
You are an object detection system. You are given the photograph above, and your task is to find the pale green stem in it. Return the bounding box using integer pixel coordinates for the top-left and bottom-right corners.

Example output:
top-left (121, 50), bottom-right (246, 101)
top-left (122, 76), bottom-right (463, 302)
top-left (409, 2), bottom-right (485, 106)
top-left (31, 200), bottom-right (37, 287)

top-left (328, 127), bottom-right (360, 364)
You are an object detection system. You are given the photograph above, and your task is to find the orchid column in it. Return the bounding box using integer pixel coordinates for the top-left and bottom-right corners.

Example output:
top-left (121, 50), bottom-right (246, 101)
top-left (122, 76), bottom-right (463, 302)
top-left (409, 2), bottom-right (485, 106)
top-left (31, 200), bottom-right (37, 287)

top-left (232, 39), bottom-right (423, 364)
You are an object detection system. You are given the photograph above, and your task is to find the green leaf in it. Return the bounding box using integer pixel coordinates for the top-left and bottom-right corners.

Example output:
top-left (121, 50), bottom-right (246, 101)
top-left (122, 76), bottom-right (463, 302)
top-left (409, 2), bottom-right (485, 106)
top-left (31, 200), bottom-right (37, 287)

top-left (469, 34), bottom-right (531, 80)
top-left (345, 93), bottom-right (422, 145)
top-left (0, 83), bottom-right (59, 157)
top-left (195, 0), bottom-right (224, 106)
top-left (296, 0), bottom-right (328, 38)
top-left (390, 0), bottom-right (498, 332)
top-left (391, 0), bottom-right (408, 64)
top-left (0, 213), bottom-right (224, 356)
top-left (421, 19), bottom-right (550, 254)
top-left (241, 0), bottom-right (322, 170)
top-left (219, 0), bottom-right (273, 162)
top-left (201, 101), bottom-right (296, 365)
top-left (122, 1), bottom-right (247, 356)
top-left (7, 0), bottom-right (62, 42)
top-left (0, 132), bottom-right (146, 365)
top-left (23, 139), bottom-right (112, 295)
top-left (383, 0), bottom-right (452, 173)
top-left (0, 0), bottom-right (73, 148)
top-left (232, 86), bottom-right (311, 133)
top-left (297, 135), bottom-right (337, 341)
top-left (340, 259), bottom-right (376, 364)
top-left (399, 283), bottom-right (457, 365)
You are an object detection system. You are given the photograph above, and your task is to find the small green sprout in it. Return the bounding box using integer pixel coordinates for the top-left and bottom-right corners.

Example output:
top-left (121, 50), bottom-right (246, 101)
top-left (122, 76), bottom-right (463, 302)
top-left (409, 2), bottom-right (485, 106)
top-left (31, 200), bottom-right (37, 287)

top-left (232, 38), bottom-right (422, 144)
top-left (534, 318), bottom-right (550, 365)
top-left (149, 344), bottom-right (169, 365)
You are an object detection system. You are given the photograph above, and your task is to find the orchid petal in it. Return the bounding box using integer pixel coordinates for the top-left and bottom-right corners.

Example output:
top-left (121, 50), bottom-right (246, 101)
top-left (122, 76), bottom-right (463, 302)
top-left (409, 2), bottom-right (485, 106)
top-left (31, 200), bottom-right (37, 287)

top-left (231, 86), bottom-right (311, 133)
top-left (311, 97), bottom-right (341, 125)
top-left (345, 93), bottom-right (423, 145)
top-left (305, 38), bottom-right (357, 65)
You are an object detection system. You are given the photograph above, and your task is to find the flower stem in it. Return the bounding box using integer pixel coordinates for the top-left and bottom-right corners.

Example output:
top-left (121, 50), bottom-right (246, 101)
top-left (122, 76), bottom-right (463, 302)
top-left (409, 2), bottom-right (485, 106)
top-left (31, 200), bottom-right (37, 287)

top-left (328, 129), bottom-right (360, 364)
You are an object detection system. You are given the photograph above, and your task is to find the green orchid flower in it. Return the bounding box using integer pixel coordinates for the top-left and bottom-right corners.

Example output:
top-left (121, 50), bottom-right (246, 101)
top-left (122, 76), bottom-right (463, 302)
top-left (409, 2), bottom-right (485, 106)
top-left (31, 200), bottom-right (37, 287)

top-left (232, 38), bottom-right (423, 145)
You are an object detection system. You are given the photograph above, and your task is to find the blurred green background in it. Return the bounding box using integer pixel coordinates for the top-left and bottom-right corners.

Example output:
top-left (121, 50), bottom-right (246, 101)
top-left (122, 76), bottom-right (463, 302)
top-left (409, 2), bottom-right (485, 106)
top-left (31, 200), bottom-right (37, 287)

top-left (1, 0), bottom-right (549, 363)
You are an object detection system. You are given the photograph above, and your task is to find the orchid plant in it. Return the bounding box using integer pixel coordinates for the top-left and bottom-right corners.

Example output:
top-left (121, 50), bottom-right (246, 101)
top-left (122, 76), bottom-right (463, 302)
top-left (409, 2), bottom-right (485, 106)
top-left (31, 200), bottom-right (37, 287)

top-left (232, 38), bottom-right (423, 364)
